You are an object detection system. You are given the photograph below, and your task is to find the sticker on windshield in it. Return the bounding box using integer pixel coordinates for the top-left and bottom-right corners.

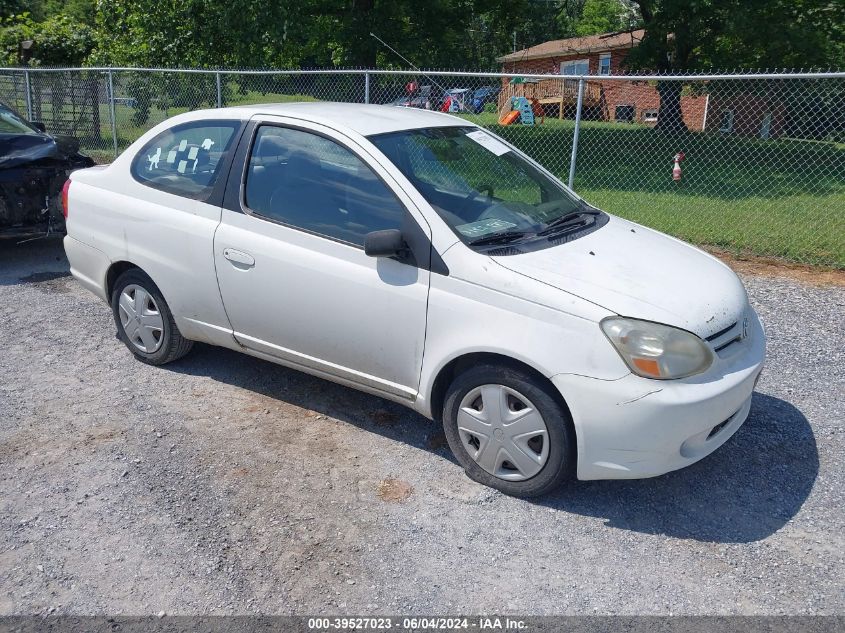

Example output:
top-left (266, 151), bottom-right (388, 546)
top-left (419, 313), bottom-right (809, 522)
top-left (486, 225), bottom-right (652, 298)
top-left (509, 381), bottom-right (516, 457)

top-left (465, 130), bottom-right (510, 156)
top-left (456, 218), bottom-right (517, 238)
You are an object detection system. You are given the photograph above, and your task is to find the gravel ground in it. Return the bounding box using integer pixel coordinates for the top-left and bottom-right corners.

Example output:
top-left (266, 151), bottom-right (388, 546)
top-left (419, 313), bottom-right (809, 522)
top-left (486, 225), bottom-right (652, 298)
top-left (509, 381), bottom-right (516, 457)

top-left (1, 238), bottom-right (843, 616)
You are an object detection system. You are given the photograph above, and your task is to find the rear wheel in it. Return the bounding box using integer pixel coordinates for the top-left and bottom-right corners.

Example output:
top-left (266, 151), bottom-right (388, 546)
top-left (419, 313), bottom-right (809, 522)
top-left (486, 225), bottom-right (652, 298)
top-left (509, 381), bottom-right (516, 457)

top-left (442, 364), bottom-right (575, 497)
top-left (111, 269), bottom-right (192, 365)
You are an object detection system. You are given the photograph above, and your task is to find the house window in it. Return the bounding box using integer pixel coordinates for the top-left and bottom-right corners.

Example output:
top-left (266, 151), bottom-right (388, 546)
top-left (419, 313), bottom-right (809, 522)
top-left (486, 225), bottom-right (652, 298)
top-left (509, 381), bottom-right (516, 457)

top-left (719, 109), bottom-right (734, 133)
top-left (561, 59), bottom-right (589, 76)
top-left (643, 109), bottom-right (659, 123)
top-left (599, 53), bottom-right (611, 76)
top-left (615, 104), bottom-right (635, 123)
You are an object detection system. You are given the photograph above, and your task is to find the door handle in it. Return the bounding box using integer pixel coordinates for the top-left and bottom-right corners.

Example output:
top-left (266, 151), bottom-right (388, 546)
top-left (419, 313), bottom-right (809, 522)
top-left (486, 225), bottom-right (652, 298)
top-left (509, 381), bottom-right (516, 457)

top-left (223, 248), bottom-right (255, 267)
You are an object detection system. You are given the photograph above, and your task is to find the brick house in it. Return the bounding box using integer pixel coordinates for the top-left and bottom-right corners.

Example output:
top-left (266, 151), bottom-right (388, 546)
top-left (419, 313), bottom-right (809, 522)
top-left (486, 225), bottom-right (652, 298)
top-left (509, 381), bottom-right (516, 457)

top-left (496, 30), bottom-right (710, 131)
top-left (702, 92), bottom-right (786, 138)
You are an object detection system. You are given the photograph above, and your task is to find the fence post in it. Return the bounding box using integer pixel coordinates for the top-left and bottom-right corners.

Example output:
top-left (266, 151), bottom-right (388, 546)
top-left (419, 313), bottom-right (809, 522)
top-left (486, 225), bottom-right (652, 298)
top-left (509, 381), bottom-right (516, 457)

top-left (567, 78), bottom-right (585, 189)
top-left (364, 71), bottom-right (370, 104)
top-left (24, 69), bottom-right (33, 120)
top-left (107, 69), bottom-right (118, 158)
top-left (216, 71), bottom-right (223, 108)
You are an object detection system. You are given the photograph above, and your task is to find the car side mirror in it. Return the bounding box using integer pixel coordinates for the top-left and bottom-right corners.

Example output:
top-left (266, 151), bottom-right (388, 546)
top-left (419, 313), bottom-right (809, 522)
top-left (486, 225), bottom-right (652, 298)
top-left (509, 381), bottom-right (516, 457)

top-left (31, 121), bottom-right (46, 132)
top-left (364, 229), bottom-right (407, 258)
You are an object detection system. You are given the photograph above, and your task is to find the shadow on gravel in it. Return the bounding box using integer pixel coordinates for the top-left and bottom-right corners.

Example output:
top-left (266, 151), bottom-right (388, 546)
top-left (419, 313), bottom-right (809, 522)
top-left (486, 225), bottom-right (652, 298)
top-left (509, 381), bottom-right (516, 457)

top-left (0, 238), bottom-right (69, 285)
top-left (540, 393), bottom-right (818, 543)
top-left (1, 236), bottom-right (822, 544)
top-left (168, 343), bottom-right (453, 459)
top-left (170, 345), bottom-right (817, 543)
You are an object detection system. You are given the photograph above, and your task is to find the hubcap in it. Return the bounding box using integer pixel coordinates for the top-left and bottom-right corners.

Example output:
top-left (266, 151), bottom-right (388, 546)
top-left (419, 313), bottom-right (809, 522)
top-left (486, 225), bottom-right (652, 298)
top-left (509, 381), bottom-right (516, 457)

top-left (457, 384), bottom-right (550, 481)
top-left (118, 284), bottom-right (164, 353)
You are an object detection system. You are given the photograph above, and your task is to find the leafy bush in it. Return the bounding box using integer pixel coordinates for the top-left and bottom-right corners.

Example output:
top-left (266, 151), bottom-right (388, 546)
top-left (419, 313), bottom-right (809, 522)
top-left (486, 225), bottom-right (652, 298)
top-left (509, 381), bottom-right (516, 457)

top-left (0, 13), bottom-right (94, 66)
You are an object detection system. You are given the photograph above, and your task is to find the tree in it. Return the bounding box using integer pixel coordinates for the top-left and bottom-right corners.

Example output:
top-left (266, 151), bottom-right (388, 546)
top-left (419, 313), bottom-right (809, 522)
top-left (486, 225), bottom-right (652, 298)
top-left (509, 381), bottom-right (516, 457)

top-left (0, 13), bottom-right (94, 66)
top-left (0, 0), bottom-right (95, 23)
top-left (0, 0), bottom-right (27, 18)
top-left (575, 0), bottom-right (627, 36)
top-left (626, 0), bottom-right (845, 131)
top-left (91, 0), bottom-right (565, 71)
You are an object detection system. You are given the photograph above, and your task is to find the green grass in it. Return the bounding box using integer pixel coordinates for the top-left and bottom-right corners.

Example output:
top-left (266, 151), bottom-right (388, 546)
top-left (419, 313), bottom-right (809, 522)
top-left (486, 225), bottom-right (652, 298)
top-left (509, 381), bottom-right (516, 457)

top-left (581, 189), bottom-right (843, 266)
top-left (72, 95), bottom-right (844, 268)
top-left (457, 117), bottom-right (845, 268)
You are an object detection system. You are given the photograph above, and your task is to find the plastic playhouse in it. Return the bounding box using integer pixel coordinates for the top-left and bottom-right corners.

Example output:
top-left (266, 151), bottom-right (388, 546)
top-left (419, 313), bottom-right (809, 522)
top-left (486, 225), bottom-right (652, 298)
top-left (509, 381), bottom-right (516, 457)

top-left (498, 79), bottom-right (545, 126)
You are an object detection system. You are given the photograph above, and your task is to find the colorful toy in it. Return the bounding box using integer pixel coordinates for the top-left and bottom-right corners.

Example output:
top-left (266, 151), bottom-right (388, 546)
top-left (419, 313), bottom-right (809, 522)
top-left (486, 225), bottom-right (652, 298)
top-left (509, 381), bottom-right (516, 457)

top-left (513, 97), bottom-right (534, 125)
top-left (498, 92), bottom-right (545, 126)
top-left (498, 110), bottom-right (521, 125)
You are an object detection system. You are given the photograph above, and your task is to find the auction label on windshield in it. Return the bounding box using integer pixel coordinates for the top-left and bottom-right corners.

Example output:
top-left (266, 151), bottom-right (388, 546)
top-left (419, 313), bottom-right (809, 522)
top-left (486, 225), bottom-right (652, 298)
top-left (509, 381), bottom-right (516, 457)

top-left (465, 130), bottom-right (511, 156)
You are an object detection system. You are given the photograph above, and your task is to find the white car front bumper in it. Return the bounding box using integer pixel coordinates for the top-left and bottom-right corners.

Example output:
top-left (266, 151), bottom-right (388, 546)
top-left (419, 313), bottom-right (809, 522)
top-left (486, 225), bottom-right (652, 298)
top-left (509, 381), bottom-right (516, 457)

top-left (553, 309), bottom-right (766, 480)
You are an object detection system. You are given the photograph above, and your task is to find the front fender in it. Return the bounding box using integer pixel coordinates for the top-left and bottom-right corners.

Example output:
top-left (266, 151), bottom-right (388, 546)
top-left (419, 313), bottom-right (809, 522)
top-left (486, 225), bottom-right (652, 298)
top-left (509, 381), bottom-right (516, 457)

top-left (414, 264), bottom-right (630, 418)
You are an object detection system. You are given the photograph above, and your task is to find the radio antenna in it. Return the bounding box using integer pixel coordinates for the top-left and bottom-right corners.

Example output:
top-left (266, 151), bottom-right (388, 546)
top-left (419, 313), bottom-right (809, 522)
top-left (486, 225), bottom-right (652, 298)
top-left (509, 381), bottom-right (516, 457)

top-left (369, 32), bottom-right (447, 93)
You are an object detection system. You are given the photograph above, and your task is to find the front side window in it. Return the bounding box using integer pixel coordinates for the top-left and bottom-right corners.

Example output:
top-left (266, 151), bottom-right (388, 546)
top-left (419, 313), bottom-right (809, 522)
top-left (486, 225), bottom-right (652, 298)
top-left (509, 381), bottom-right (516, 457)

top-left (244, 125), bottom-right (406, 247)
top-left (131, 121), bottom-right (239, 200)
top-left (369, 126), bottom-right (604, 251)
top-left (599, 53), bottom-right (611, 76)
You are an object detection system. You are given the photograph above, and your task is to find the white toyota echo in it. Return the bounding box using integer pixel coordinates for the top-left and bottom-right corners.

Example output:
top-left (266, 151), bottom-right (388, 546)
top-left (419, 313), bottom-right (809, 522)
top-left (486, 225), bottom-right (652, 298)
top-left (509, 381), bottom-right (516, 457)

top-left (63, 103), bottom-right (765, 497)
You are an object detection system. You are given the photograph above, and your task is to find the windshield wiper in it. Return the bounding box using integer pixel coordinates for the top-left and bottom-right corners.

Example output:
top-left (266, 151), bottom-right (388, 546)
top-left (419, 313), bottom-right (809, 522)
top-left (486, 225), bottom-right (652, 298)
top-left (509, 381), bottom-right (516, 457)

top-left (467, 230), bottom-right (532, 247)
top-left (536, 208), bottom-right (601, 237)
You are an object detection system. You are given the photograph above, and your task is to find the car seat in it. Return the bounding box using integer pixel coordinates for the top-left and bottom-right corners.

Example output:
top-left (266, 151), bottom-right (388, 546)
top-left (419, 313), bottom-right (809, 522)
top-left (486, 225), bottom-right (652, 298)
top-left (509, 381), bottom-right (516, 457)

top-left (268, 150), bottom-right (342, 232)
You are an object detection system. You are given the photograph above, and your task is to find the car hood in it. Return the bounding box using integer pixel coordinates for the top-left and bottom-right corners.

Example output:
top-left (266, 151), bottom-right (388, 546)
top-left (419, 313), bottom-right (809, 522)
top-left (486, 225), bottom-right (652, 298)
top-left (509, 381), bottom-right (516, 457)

top-left (0, 133), bottom-right (93, 170)
top-left (491, 215), bottom-right (748, 338)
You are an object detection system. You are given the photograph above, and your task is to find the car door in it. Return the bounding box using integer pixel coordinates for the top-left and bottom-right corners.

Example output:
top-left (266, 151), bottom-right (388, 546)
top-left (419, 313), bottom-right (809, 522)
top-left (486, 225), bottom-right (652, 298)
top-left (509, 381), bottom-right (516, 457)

top-left (94, 118), bottom-right (244, 347)
top-left (213, 117), bottom-right (433, 401)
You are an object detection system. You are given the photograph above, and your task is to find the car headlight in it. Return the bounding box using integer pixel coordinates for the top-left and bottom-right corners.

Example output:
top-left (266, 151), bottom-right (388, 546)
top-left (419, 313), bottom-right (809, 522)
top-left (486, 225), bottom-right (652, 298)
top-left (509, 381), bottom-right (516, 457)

top-left (600, 317), bottom-right (714, 380)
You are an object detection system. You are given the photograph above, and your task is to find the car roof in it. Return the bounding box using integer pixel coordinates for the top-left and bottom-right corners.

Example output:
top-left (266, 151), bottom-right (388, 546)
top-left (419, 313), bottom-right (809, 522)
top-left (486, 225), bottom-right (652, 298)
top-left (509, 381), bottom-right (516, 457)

top-left (210, 102), bottom-right (473, 136)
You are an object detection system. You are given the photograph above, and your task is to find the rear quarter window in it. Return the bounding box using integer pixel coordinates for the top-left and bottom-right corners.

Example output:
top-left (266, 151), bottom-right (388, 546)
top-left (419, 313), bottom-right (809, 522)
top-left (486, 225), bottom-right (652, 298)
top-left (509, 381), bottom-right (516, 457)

top-left (130, 121), bottom-right (240, 200)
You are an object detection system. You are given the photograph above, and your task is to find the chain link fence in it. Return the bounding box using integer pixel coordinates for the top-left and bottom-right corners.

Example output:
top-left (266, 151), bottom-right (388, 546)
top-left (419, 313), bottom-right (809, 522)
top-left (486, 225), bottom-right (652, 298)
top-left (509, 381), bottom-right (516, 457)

top-left (1, 67), bottom-right (843, 268)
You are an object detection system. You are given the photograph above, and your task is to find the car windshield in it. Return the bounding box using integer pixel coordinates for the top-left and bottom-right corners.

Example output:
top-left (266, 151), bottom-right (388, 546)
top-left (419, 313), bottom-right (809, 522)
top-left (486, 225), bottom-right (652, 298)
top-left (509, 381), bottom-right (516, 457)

top-left (369, 126), bottom-right (586, 245)
top-left (0, 107), bottom-right (39, 135)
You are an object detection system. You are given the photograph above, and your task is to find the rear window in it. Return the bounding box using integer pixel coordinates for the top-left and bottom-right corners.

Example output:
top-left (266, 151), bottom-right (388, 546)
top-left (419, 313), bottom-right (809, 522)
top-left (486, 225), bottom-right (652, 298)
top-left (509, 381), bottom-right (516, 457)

top-left (130, 120), bottom-right (239, 200)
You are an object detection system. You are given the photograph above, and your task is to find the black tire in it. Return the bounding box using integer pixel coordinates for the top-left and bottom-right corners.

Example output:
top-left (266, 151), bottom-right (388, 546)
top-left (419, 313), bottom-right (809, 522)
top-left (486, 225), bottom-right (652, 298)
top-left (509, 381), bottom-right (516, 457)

top-left (110, 268), bottom-right (193, 366)
top-left (442, 364), bottom-right (575, 498)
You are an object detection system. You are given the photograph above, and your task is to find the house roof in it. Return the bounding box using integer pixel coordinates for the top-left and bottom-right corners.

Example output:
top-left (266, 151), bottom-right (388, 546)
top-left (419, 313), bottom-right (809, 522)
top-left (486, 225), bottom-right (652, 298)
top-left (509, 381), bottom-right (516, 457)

top-left (497, 29), bottom-right (644, 64)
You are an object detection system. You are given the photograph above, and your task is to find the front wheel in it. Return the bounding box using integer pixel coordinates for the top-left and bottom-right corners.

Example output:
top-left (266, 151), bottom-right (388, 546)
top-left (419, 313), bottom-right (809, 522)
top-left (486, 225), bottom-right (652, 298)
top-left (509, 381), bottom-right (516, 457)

top-left (111, 268), bottom-right (193, 365)
top-left (442, 364), bottom-right (575, 497)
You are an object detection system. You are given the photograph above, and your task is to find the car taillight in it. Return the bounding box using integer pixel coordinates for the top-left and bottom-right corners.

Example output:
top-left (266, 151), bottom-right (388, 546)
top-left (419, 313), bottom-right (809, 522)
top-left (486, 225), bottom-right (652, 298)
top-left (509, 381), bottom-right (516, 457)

top-left (61, 180), bottom-right (71, 219)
